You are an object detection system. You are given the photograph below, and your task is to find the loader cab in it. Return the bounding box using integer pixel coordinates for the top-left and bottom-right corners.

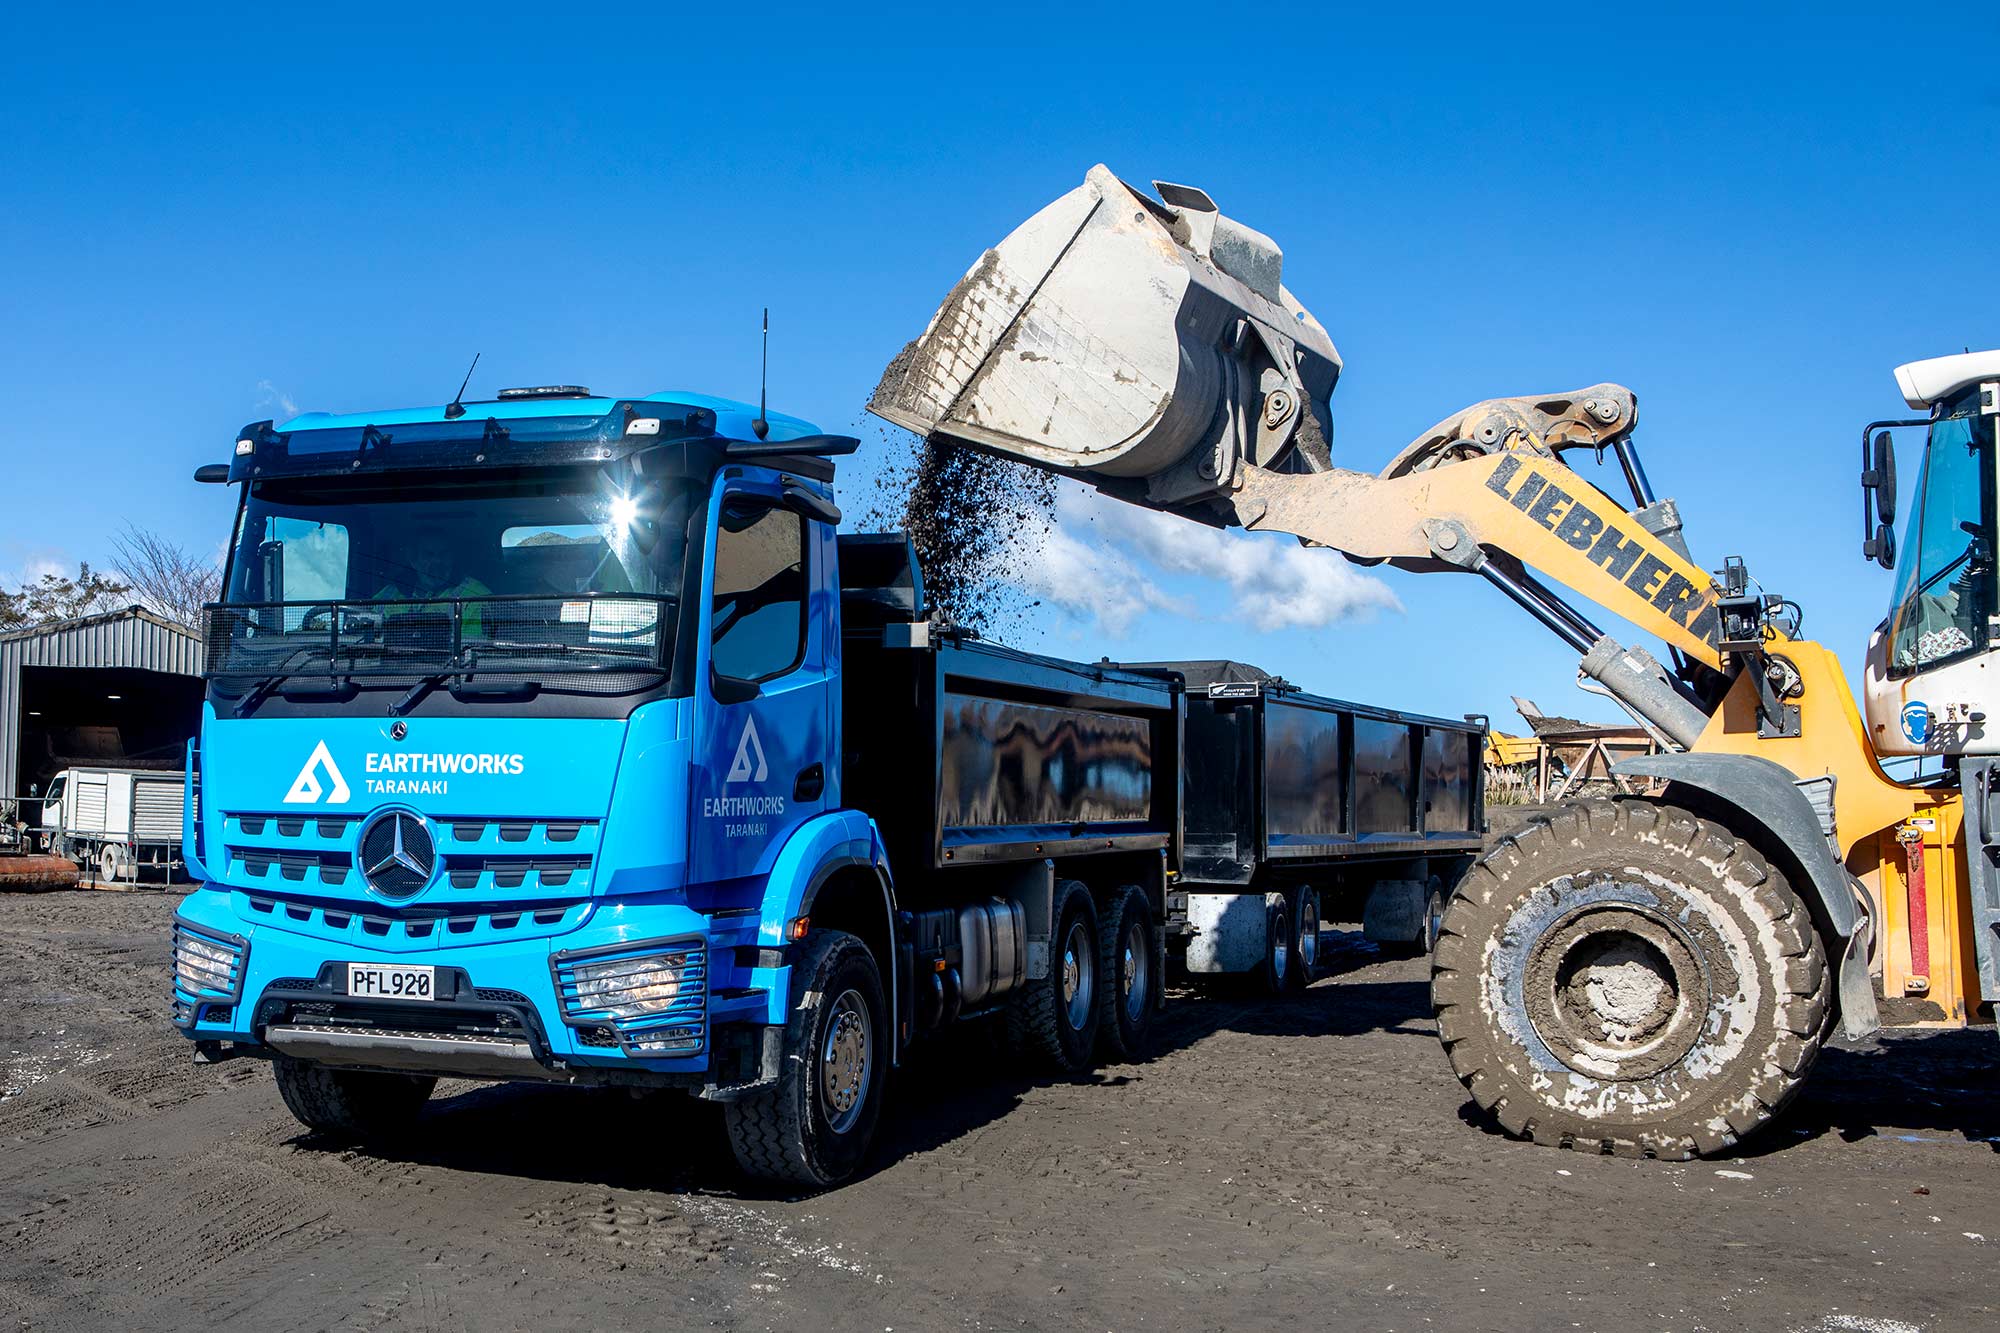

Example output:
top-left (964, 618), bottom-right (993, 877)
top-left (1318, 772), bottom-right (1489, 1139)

top-left (1862, 353), bottom-right (2000, 756)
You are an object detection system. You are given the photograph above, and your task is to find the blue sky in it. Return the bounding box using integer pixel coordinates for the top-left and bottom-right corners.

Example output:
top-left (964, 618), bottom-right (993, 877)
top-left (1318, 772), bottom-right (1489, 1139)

top-left (4, 4), bottom-right (1997, 730)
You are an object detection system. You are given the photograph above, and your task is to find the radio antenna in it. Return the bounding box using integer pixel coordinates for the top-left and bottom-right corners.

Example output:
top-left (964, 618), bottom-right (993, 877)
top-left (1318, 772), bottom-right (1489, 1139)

top-left (752, 309), bottom-right (770, 440)
top-left (443, 351), bottom-right (481, 420)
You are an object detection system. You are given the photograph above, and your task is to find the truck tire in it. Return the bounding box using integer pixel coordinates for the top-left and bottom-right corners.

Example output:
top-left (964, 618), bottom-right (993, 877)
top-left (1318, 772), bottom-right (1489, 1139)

top-left (1421, 877), bottom-right (1447, 955)
top-left (272, 1057), bottom-right (435, 1141)
top-left (1097, 884), bottom-right (1156, 1062)
top-left (1431, 799), bottom-right (1828, 1159)
top-left (1007, 879), bottom-right (1102, 1072)
top-left (1286, 888), bottom-right (1320, 994)
top-left (725, 929), bottom-right (886, 1189)
top-left (1254, 895), bottom-right (1293, 995)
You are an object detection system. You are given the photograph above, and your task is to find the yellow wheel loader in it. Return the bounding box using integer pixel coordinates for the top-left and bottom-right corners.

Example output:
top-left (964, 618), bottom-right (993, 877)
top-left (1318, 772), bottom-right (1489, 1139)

top-left (872, 165), bottom-right (1999, 1158)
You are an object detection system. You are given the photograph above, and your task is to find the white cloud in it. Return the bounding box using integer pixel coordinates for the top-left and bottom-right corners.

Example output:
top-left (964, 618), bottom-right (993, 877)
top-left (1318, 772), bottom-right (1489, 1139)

top-left (1013, 484), bottom-right (1401, 636)
top-left (256, 380), bottom-right (300, 419)
top-left (1016, 519), bottom-right (1191, 636)
top-left (0, 549), bottom-right (75, 590)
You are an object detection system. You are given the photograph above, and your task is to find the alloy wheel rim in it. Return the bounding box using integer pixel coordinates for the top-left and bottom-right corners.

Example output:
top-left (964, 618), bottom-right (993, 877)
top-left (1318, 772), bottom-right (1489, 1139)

top-left (819, 988), bottom-right (873, 1134)
top-left (1121, 916), bottom-right (1149, 1022)
top-left (1061, 919), bottom-right (1095, 1031)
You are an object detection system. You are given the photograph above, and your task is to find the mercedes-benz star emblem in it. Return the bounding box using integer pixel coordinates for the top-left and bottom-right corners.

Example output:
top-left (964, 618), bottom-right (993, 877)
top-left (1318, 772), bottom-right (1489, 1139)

top-left (358, 811), bottom-right (435, 899)
top-left (389, 720), bottom-right (408, 741)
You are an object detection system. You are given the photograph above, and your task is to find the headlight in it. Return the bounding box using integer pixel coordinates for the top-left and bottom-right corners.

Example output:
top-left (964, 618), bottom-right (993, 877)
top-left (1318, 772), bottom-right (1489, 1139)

top-left (569, 950), bottom-right (694, 1020)
top-left (553, 941), bottom-right (707, 1054)
top-left (172, 923), bottom-right (245, 1001)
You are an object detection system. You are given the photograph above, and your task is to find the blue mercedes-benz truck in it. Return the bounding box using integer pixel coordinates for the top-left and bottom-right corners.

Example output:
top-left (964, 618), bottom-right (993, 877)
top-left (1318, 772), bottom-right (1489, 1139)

top-left (170, 384), bottom-right (1484, 1187)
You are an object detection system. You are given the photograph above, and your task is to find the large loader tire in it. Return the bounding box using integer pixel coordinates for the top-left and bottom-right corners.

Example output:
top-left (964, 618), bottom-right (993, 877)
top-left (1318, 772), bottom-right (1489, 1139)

top-left (1431, 799), bottom-right (1828, 1160)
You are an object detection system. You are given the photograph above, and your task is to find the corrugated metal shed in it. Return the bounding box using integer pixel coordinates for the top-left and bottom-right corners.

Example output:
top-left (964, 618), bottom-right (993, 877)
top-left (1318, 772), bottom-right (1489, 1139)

top-left (0, 606), bottom-right (203, 796)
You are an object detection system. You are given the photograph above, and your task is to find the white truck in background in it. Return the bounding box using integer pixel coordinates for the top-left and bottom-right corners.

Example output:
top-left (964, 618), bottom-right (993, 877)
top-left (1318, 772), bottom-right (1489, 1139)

top-left (38, 766), bottom-right (186, 883)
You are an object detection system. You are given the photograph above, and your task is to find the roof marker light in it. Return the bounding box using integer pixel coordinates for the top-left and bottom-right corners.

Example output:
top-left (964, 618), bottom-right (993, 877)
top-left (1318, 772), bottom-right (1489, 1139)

top-left (235, 439), bottom-right (255, 455)
top-left (626, 417), bottom-right (662, 437)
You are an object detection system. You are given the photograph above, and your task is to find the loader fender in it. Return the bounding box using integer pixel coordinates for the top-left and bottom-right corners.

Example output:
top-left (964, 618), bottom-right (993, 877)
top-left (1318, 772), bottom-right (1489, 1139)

top-left (1615, 751), bottom-right (1880, 1039)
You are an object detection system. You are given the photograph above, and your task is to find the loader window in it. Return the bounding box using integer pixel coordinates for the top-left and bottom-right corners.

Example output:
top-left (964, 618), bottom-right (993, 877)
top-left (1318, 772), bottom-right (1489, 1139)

top-left (1887, 412), bottom-right (1994, 674)
top-left (709, 502), bottom-right (807, 683)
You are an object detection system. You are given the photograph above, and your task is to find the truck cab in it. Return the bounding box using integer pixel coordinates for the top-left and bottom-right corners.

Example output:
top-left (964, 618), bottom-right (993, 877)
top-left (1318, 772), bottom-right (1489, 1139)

top-left (172, 387), bottom-right (904, 1181)
top-left (1862, 351), bottom-right (2000, 758)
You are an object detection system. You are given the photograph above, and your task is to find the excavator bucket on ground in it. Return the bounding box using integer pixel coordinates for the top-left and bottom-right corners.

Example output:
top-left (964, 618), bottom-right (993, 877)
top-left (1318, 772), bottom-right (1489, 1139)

top-left (870, 165), bottom-right (1342, 521)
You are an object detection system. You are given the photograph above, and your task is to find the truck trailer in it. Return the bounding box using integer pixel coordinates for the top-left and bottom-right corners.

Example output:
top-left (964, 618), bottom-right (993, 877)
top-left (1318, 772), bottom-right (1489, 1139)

top-left (1120, 661), bottom-right (1484, 986)
top-left (169, 388), bottom-right (1480, 1186)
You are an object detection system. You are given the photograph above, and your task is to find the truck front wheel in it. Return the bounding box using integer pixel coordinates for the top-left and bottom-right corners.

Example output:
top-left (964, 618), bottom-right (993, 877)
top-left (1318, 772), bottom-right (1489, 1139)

top-left (725, 929), bottom-right (887, 1189)
top-left (272, 1057), bottom-right (435, 1141)
top-left (1431, 799), bottom-right (1828, 1159)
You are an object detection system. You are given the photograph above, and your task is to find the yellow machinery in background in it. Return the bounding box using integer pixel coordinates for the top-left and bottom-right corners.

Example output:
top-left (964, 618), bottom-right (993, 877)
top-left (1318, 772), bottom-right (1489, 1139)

top-left (873, 165), bottom-right (2000, 1158)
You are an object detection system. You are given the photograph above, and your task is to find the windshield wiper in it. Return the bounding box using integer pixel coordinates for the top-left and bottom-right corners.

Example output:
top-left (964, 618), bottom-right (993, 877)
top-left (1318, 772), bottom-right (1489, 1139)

top-left (229, 646), bottom-right (341, 716)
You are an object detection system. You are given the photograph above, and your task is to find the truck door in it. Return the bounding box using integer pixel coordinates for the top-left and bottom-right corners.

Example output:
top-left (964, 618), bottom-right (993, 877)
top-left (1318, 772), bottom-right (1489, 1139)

top-left (690, 482), bottom-right (832, 886)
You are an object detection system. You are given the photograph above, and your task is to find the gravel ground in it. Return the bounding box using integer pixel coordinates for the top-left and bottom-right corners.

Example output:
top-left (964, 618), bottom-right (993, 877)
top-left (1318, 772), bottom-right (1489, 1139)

top-left (1, 889), bottom-right (1996, 1332)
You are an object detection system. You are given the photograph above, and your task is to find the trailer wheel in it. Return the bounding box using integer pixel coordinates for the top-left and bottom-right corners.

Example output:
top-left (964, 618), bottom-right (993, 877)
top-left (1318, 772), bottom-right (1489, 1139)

top-left (1254, 895), bottom-right (1294, 995)
top-left (1287, 888), bottom-right (1320, 993)
top-left (1096, 884), bottom-right (1156, 1062)
top-left (725, 929), bottom-right (887, 1189)
top-left (1007, 879), bottom-right (1102, 1072)
top-left (1421, 877), bottom-right (1447, 955)
top-left (1431, 799), bottom-right (1828, 1160)
top-left (272, 1057), bottom-right (435, 1141)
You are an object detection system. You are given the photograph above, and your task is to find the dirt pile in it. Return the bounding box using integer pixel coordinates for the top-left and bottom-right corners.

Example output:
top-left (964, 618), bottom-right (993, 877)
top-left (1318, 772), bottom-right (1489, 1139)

top-left (856, 425), bottom-right (1057, 637)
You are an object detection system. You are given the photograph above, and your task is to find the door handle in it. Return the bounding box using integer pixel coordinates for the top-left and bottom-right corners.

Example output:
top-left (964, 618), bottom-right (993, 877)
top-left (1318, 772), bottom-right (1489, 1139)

top-left (793, 763), bottom-right (825, 802)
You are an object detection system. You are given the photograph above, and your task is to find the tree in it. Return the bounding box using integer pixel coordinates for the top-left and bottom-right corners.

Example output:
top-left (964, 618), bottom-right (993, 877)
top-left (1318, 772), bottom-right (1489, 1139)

top-left (0, 563), bottom-right (132, 631)
top-left (110, 526), bottom-right (222, 631)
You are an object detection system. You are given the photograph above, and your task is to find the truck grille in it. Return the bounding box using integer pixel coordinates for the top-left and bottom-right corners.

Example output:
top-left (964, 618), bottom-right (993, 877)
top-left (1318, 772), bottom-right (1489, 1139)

top-left (242, 893), bottom-right (589, 943)
top-left (220, 813), bottom-right (600, 899)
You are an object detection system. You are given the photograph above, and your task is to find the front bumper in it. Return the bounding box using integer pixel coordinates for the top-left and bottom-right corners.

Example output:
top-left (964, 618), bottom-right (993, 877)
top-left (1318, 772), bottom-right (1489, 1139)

top-left (171, 885), bottom-right (791, 1089)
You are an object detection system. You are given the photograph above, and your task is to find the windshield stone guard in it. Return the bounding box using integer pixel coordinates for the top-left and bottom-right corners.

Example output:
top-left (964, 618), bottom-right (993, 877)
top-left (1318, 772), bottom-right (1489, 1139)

top-left (202, 593), bottom-right (674, 681)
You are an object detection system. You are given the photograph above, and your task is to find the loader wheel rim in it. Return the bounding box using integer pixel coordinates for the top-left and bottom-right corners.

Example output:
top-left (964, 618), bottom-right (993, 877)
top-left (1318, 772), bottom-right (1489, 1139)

top-left (1062, 919), bottom-right (1095, 1031)
top-left (1121, 916), bottom-right (1150, 1023)
top-left (819, 989), bottom-right (873, 1135)
top-left (1524, 902), bottom-right (1709, 1081)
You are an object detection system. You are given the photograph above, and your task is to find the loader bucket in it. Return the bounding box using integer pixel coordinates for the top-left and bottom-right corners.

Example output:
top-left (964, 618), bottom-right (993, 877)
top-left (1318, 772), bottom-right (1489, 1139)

top-left (871, 165), bottom-right (1342, 512)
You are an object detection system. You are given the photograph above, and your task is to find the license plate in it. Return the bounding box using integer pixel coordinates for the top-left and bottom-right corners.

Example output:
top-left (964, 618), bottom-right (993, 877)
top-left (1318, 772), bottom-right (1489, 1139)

top-left (346, 963), bottom-right (436, 1001)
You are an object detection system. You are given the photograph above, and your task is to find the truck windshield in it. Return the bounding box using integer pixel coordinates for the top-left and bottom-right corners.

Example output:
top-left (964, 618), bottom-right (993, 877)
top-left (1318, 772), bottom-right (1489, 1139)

top-left (1885, 408), bottom-right (1995, 673)
top-left (210, 467), bottom-right (699, 687)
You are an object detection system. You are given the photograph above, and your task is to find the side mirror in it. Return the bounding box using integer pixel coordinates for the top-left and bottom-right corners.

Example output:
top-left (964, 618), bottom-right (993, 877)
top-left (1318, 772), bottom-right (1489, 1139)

top-left (1861, 428), bottom-right (1899, 569)
top-left (710, 670), bottom-right (762, 705)
top-left (1870, 431), bottom-right (1897, 524)
top-left (779, 482), bottom-right (842, 527)
top-left (193, 463), bottom-right (232, 483)
top-left (1864, 523), bottom-right (1896, 570)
